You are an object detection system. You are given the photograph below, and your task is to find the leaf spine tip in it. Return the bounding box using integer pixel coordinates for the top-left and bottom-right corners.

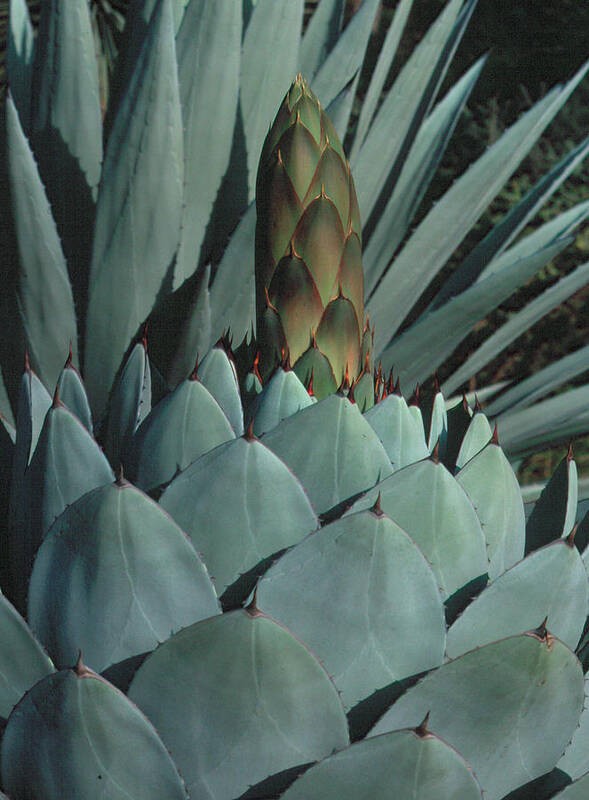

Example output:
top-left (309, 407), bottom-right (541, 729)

top-left (568, 440), bottom-right (574, 461)
top-left (189, 355), bottom-right (199, 381)
top-left (244, 418), bottom-right (256, 441)
top-left (65, 341), bottom-right (73, 368)
top-left (370, 491), bottom-right (384, 517)
top-left (433, 372), bottom-right (440, 393)
top-left (566, 524), bottom-right (578, 548)
top-left (415, 712), bottom-right (431, 738)
top-left (307, 368), bottom-right (314, 396)
top-left (430, 441), bottom-right (440, 463)
top-left (245, 587), bottom-right (262, 617)
top-left (492, 422), bottom-right (499, 445)
top-left (52, 384), bottom-right (61, 409)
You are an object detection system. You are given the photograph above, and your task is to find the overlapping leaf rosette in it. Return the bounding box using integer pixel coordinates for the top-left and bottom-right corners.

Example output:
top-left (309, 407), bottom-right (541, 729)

top-left (255, 74), bottom-right (373, 403)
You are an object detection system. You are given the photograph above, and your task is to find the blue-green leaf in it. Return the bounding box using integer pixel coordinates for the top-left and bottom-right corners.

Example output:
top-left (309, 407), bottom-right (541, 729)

top-left (198, 345), bottom-right (244, 436)
top-left (525, 449), bottom-right (578, 554)
top-left (6, 95), bottom-right (78, 393)
top-left (174, 0), bottom-right (241, 285)
top-left (84, 0), bottom-right (184, 422)
top-left (6, 0), bottom-right (34, 130)
top-left (249, 368), bottom-right (313, 436)
top-left (56, 354), bottom-right (93, 434)
top-left (364, 394), bottom-right (428, 470)
top-left (298, 0), bottom-right (345, 80)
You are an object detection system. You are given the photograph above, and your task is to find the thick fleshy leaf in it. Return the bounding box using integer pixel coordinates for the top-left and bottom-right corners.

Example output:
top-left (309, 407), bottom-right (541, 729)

top-left (6, 95), bottom-right (78, 393)
top-left (198, 346), bottom-right (244, 435)
top-left (364, 393), bottom-right (429, 470)
top-left (19, 401), bottom-right (114, 612)
top-left (456, 439), bottom-right (525, 579)
top-left (28, 479), bottom-right (219, 672)
top-left (6, 0), bottom-right (34, 129)
top-left (103, 341), bottom-right (151, 469)
top-left (249, 368), bottom-right (314, 436)
top-left (447, 540), bottom-right (587, 658)
top-left (363, 56), bottom-right (486, 296)
top-left (1, 665), bottom-right (188, 798)
top-left (84, 0), bottom-right (183, 421)
top-left (174, 0), bottom-right (241, 284)
top-left (431, 136), bottom-right (589, 309)
top-left (257, 508), bottom-right (445, 709)
top-left (557, 674), bottom-right (589, 780)
top-left (552, 775), bottom-right (589, 799)
top-left (299, 0), bottom-right (345, 80)
top-left (281, 727), bottom-right (483, 800)
top-left (525, 450), bottom-right (578, 553)
top-left (311, 0), bottom-right (379, 111)
top-left (377, 238), bottom-right (571, 384)
top-left (0, 591), bottom-right (54, 719)
top-left (351, 458), bottom-right (488, 600)
top-left (160, 435), bottom-right (318, 599)
top-left (368, 62), bottom-right (589, 348)
top-left (443, 260), bottom-right (589, 396)
top-left (127, 375), bottom-right (235, 491)
top-left (455, 410), bottom-right (492, 469)
top-left (241, 0), bottom-right (304, 201)
top-left (56, 356), bottom-right (92, 433)
top-left (427, 389), bottom-right (448, 454)
top-left (369, 632), bottom-right (584, 800)
top-left (292, 342), bottom-right (338, 400)
top-left (29, 0), bottom-right (102, 280)
top-left (128, 609), bottom-right (349, 800)
top-left (315, 295), bottom-right (361, 385)
top-left (262, 394), bottom-right (393, 514)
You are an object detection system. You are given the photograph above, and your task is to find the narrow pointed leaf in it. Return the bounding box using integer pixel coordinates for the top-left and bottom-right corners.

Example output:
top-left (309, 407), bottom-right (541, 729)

top-left (28, 480), bottom-right (220, 672)
top-left (443, 259), bottom-right (589, 396)
top-left (557, 675), bottom-right (589, 780)
top-left (369, 633), bottom-right (584, 800)
top-left (6, 95), bottom-right (78, 393)
top-left (56, 360), bottom-right (93, 433)
top-left (129, 610), bottom-right (349, 799)
top-left (377, 238), bottom-right (570, 385)
top-left (299, 0), bottom-right (345, 80)
top-left (241, 0), bottom-right (304, 201)
top-left (363, 393), bottom-right (429, 470)
top-left (198, 346), bottom-right (244, 435)
top-left (84, 0), bottom-right (184, 421)
top-left (455, 410), bottom-right (492, 470)
top-left (525, 451), bottom-right (578, 553)
top-left (249, 368), bottom-right (313, 436)
top-left (6, 0), bottom-right (34, 129)
top-left (174, 0), bottom-right (241, 285)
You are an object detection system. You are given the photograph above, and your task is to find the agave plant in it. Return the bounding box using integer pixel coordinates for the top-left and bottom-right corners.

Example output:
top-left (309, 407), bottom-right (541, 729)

top-left (1, 0), bottom-right (589, 798)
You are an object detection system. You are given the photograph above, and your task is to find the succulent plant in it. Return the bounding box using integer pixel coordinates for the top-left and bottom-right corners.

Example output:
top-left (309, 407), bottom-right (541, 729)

top-left (1, 0), bottom-right (589, 798)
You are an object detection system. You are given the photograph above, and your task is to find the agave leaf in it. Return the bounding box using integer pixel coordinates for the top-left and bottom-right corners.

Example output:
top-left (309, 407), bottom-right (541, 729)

top-left (427, 389), bottom-right (448, 454)
top-left (5, 95), bottom-right (78, 393)
top-left (369, 633), bottom-right (584, 800)
top-left (6, 0), bottom-right (34, 130)
top-left (28, 479), bottom-right (220, 673)
top-left (368, 61), bottom-right (589, 349)
top-left (128, 610), bottom-right (349, 800)
top-left (84, 0), bottom-right (183, 422)
top-left (552, 775), bottom-right (589, 799)
top-left (311, 0), bottom-right (380, 110)
top-left (443, 259), bottom-right (589, 396)
top-left (262, 394), bottom-right (393, 515)
top-left (160, 435), bottom-right (318, 600)
top-left (198, 346), bottom-right (244, 436)
top-left (1, 666), bottom-right (188, 798)
top-left (430, 134), bottom-right (589, 308)
top-left (378, 238), bottom-right (571, 386)
top-left (456, 438), bottom-right (525, 579)
top-left (257, 508), bottom-right (445, 709)
top-left (447, 540), bottom-right (587, 658)
top-left (324, 71), bottom-right (360, 140)
top-left (363, 55), bottom-right (486, 296)
top-left (103, 341), bottom-right (151, 469)
top-left (557, 675), bottom-right (589, 781)
top-left (364, 393), bottom-right (429, 470)
top-left (241, 0), bottom-right (304, 201)
top-left (349, 0), bottom-right (413, 160)
top-left (352, 0), bottom-right (464, 223)
top-left (0, 591), bottom-right (54, 719)
top-left (486, 343), bottom-right (589, 417)
top-left (525, 450), bottom-right (578, 554)
top-left (127, 374), bottom-right (235, 491)
top-left (29, 0), bottom-right (102, 303)
top-left (174, 0), bottom-right (241, 286)
top-left (298, 0), bottom-right (345, 80)
top-left (248, 368), bottom-right (314, 436)
top-left (498, 385), bottom-right (589, 457)
top-left (455, 410), bottom-right (492, 469)
top-left (209, 203), bottom-right (256, 346)
top-left (476, 199), bottom-right (589, 281)
top-left (351, 457), bottom-right (488, 600)
top-left (56, 357), bottom-right (93, 434)
top-left (281, 727), bottom-right (483, 799)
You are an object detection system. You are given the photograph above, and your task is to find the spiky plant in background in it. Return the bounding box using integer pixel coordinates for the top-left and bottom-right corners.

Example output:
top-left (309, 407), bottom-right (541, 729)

top-left (1, 0), bottom-right (589, 798)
